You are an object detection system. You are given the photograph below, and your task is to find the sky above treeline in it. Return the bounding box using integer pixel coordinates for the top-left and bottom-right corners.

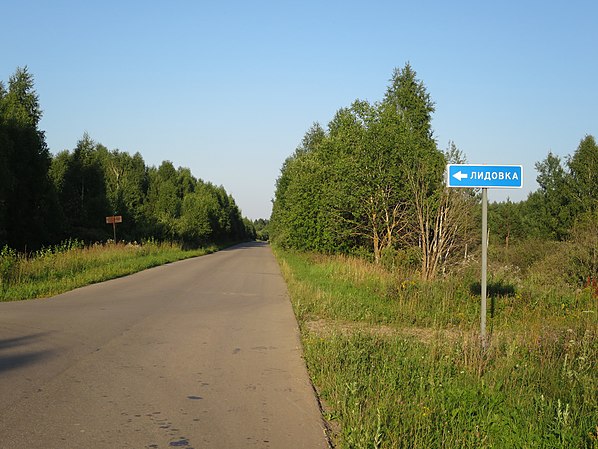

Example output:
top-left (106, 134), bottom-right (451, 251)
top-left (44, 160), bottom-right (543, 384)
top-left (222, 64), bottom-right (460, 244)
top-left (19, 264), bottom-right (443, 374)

top-left (2, 0), bottom-right (596, 219)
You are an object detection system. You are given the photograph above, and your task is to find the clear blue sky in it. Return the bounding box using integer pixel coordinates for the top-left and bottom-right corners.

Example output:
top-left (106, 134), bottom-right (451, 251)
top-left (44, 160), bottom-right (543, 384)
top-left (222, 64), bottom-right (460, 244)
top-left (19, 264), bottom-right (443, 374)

top-left (2, 0), bottom-right (596, 219)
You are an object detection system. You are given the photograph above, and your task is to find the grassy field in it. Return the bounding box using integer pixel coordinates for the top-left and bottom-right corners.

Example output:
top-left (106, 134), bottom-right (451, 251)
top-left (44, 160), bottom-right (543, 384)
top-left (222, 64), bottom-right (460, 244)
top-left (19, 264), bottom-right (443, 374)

top-left (275, 248), bottom-right (597, 448)
top-left (0, 239), bottom-right (219, 301)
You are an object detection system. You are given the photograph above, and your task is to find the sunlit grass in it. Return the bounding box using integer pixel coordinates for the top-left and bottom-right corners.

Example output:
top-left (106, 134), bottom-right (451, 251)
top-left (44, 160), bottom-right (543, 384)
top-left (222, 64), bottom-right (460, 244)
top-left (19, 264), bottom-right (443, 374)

top-left (0, 239), bottom-right (218, 301)
top-left (275, 248), bottom-right (598, 448)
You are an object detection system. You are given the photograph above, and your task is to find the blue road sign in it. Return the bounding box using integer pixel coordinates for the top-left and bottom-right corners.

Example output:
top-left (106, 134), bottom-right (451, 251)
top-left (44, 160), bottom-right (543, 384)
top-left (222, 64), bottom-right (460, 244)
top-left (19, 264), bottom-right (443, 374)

top-left (446, 164), bottom-right (523, 189)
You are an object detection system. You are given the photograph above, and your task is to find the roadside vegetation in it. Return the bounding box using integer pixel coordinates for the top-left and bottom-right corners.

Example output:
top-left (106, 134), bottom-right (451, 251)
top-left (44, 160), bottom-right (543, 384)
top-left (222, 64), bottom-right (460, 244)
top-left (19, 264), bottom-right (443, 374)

top-left (0, 239), bottom-right (221, 301)
top-left (271, 64), bottom-right (597, 447)
top-left (0, 67), bottom-right (256, 253)
top-left (277, 246), bottom-right (596, 448)
top-left (0, 66), bottom-right (258, 301)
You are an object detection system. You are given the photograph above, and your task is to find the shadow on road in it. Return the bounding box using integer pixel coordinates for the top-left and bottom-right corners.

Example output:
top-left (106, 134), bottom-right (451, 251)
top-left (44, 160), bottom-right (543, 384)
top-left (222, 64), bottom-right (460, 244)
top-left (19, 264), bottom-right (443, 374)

top-left (0, 333), bottom-right (54, 374)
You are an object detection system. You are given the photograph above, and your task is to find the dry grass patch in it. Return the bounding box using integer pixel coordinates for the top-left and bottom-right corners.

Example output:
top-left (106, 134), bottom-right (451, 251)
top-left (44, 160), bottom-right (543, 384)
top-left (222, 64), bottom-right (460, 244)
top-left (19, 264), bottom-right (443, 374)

top-left (304, 318), bottom-right (465, 344)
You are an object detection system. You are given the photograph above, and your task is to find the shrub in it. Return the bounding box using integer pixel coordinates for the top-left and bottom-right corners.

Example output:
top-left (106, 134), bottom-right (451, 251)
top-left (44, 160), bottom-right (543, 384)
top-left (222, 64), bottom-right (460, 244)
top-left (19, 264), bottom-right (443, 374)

top-left (568, 211), bottom-right (598, 287)
top-left (0, 245), bottom-right (19, 294)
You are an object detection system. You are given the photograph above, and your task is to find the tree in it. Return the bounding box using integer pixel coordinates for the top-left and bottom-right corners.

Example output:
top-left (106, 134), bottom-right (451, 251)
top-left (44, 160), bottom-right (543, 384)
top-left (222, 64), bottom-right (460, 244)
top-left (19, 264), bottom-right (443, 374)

top-left (0, 80), bottom-right (10, 245)
top-left (50, 134), bottom-right (111, 241)
top-left (404, 142), bottom-right (476, 279)
top-left (270, 149), bottom-right (333, 251)
top-left (324, 100), bottom-right (412, 262)
top-left (145, 161), bottom-right (181, 239)
top-left (243, 218), bottom-right (257, 241)
top-left (100, 148), bottom-right (149, 241)
top-left (493, 135), bottom-right (597, 243)
top-left (534, 152), bottom-right (575, 240)
top-left (383, 62), bottom-right (435, 142)
top-left (177, 167), bottom-right (197, 198)
top-left (568, 135), bottom-right (598, 214)
top-left (176, 180), bottom-right (248, 246)
top-left (384, 66), bottom-right (473, 278)
top-left (177, 186), bottom-right (218, 246)
top-left (270, 63), bottom-right (473, 277)
top-left (488, 199), bottom-right (526, 247)
top-left (270, 123), bottom-right (338, 251)
top-left (1, 67), bottom-right (250, 248)
top-left (253, 218), bottom-right (270, 241)
top-left (0, 67), bottom-right (60, 249)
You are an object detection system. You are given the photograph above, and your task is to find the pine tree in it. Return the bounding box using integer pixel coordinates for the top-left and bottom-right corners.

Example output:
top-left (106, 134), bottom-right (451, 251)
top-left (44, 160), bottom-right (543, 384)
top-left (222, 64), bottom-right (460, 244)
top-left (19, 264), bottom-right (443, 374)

top-left (0, 67), bottom-right (59, 249)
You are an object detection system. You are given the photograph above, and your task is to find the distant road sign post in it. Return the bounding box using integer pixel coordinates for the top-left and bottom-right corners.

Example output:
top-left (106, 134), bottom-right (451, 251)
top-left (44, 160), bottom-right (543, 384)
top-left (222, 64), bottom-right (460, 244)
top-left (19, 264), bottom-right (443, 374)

top-left (446, 164), bottom-right (523, 348)
top-left (106, 215), bottom-right (123, 242)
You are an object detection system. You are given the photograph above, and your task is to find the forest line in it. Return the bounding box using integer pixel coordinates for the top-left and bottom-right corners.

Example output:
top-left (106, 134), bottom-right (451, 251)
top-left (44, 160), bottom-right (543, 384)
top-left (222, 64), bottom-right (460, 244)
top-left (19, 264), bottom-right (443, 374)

top-left (0, 67), bottom-right (255, 252)
top-left (270, 63), bottom-right (598, 286)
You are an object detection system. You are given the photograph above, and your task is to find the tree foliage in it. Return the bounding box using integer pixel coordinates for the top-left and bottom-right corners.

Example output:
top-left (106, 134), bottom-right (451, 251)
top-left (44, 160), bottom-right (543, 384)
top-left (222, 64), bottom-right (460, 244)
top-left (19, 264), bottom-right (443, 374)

top-left (568, 134), bottom-right (598, 213)
top-left (0, 67), bottom-right (252, 250)
top-left (271, 65), bottom-right (475, 278)
top-left (491, 135), bottom-right (598, 243)
top-left (0, 67), bottom-right (60, 249)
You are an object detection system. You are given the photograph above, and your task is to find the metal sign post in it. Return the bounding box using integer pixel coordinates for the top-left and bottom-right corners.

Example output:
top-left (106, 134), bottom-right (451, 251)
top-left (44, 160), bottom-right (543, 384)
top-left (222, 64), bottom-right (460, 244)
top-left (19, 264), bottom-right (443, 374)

top-left (446, 164), bottom-right (523, 349)
top-left (481, 188), bottom-right (488, 348)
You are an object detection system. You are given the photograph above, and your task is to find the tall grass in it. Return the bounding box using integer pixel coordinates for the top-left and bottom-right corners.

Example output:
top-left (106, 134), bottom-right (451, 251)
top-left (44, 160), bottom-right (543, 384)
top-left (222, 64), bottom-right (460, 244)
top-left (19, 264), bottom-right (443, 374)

top-left (275, 248), bottom-right (598, 448)
top-left (0, 239), bottom-right (218, 301)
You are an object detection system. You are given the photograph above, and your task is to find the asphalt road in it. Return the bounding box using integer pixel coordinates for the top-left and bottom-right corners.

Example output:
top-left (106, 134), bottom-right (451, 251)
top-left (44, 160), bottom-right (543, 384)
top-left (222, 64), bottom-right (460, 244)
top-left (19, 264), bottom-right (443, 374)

top-left (0, 242), bottom-right (328, 449)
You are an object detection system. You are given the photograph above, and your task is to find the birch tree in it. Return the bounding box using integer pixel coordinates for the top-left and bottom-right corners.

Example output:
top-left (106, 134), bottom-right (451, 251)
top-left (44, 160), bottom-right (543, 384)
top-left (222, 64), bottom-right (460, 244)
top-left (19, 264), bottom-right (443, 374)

top-left (406, 143), bottom-right (476, 279)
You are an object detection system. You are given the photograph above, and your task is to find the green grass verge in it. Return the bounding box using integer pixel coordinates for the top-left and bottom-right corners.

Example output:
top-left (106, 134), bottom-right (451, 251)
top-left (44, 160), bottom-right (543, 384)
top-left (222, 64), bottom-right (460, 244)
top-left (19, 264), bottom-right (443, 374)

top-left (275, 248), bottom-right (598, 449)
top-left (0, 240), bottom-right (221, 301)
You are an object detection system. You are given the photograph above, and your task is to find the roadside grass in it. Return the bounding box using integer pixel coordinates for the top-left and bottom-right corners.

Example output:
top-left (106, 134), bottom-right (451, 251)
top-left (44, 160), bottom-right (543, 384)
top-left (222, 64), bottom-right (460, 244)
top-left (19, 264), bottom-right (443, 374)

top-left (275, 248), bottom-right (598, 448)
top-left (0, 239), bottom-right (219, 301)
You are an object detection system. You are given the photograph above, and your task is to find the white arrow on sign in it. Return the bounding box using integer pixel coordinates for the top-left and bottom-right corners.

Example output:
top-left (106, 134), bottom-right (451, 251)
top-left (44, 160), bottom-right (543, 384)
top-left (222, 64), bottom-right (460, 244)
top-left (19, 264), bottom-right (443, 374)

top-left (453, 170), bottom-right (468, 181)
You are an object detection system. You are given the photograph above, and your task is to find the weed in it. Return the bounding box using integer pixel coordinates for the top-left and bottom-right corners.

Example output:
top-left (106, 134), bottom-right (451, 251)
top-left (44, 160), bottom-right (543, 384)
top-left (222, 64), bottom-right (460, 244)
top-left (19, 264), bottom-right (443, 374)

top-left (0, 240), bottom-right (219, 301)
top-left (0, 245), bottom-right (18, 294)
top-left (276, 248), bottom-right (598, 448)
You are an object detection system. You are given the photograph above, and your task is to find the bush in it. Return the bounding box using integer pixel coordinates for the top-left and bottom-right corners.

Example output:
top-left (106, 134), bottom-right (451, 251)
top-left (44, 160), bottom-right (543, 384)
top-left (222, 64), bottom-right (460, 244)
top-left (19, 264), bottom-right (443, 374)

top-left (0, 245), bottom-right (18, 294)
top-left (378, 246), bottom-right (422, 273)
top-left (489, 239), bottom-right (562, 274)
top-left (568, 211), bottom-right (598, 287)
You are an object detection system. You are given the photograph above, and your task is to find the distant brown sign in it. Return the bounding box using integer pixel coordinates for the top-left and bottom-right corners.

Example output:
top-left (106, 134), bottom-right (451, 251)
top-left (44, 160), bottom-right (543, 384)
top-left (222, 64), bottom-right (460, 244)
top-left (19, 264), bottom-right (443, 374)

top-left (106, 215), bottom-right (123, 224)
